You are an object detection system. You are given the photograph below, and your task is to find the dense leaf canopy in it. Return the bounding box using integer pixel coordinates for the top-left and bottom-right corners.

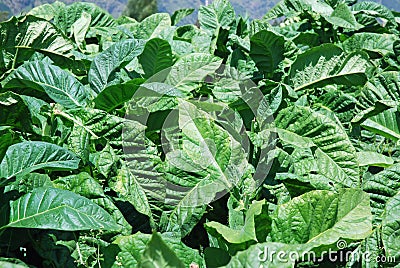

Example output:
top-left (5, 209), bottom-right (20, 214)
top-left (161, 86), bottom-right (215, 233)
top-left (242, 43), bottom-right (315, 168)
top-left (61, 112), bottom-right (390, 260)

top-left (0, 0), bottom-right (400, 267)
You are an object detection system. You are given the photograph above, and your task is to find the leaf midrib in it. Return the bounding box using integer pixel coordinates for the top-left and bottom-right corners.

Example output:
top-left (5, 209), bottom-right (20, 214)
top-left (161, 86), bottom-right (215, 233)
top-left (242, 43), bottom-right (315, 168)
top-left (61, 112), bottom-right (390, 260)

top-left (8, 203), bottom-right (99, 229)
top-left (294, 71), bottom-right (365, 91)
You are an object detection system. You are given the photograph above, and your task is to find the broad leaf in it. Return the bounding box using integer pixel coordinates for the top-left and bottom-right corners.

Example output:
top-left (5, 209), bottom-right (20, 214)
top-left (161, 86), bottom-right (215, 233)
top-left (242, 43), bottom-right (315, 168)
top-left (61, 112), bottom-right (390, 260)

top-left (3, 60), bottom-right (91, 108)
top-left (71, 11), bottom-right (91, 51)
top-left (205, 200), bottom-right (268, 244)
top-left (198, 0), bottom-right (235, 34)
top-left (361, 109), bottom-right (400, 142)
top-left (68, 125), bottom-right (90, 164)
top-left (53, 172), bottom-right (105, 199)
top-left (287, 44), bottom-right (370, 91)
top-left (27, 2), bottom-right (66, 21)
top-left (357, 151), bottom-right (394, 168)
top-left (3, 187), bottom-right (119, 231)
top-left (275, 106), bottom-right (360, 188)
top-left (110, 161), bottom-right (153, 223)
top-left (113, 232), bottom-right (201, 267)
top-left (265, 0), bottom-right (333, 20)
top-left (164, 99), bottom-right (250, 205)
top-left (0, 92), bottom-right (33, 132)
top-left (66, 108), bottom-right (126, 139)
top-left (271, 189), bottom-right (372, 245)
top-left (226, 189), bottom-right (372, 267)
top-left (93, 78), bottom-right (145, 112)
top-left (250, 30), bottom-right (285, 76)
top-left (363, 164), bottom-right (400, 222)
top-left (131, 13), bottom-right (171, 40)
top-left (138, 38), bottom-right (173, 78)
top-left (357, 72), bottom-right (400, 113)
top-left (89, 39), bottom-right (145, 94)
top-left (0, 141), bottom-right (80, 182)
top-left (4, 173), bottom-right (53, 195)
top-left (165, 53), bottom-right (222, 92)
top-left (324, 3), bottom-right (362, 29)
top-left (351, 1), bottom-right (395, 26)
top-left (381, 192), bottom-right (400, 262)
top-left (343, 33), bottom-right (397, 56)
top-left (53, 2), bottom-right (116, 33)
top-left (138, 233), bottom-right (185, 268)
top-left (0, 16), bottom-right (74, 73)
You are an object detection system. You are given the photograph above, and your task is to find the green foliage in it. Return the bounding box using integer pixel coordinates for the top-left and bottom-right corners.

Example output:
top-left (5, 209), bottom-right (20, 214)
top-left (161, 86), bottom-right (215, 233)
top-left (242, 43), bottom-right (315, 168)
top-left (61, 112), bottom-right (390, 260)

top-left (123, 0), bottom-right (158, 22)
top-left (1, 0), bottom-right (400, 267)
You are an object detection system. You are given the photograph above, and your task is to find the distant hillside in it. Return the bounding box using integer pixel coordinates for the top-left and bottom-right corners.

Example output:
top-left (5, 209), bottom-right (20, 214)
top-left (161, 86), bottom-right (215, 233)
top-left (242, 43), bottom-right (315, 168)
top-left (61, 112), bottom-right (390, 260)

top-left (0, 0), bottom-right (277, 19)
top-left (0, 0), bottom-right (399, 20)
top-left (0, 0), bottom-right (127, 17)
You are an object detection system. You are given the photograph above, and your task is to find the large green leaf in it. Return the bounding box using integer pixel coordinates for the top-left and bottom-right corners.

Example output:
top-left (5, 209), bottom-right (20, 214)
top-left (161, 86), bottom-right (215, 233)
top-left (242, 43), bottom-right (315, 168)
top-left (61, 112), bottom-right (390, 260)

top-left (275, 106), bottom-right (360, 188)
top-left (271, 189), bottom-right (372, 244)
top-left (287, 44), bottom-right (370, 91)
top-left (90, 142), bottom-right (118, 178)
top-left (122, 113), bottom-right (204, 237)
top-left (351, 1), bottom-right (395, 26)
top-left (4, 173), bottom-right (53, 195)
top-left (138, 38), bottom-right (173, 78)
top-left (3, 60), bottom-right (91, 108)
top-left (381, 192), bottom-right (400, 262)
top-left (27, 1), bottom-right (66, 21)
top-left (160, 100), bottom-right (251, 236)
top-left (71, 11), bottom-right (91, 51)
top-left (198, 0), bottom-right (235, 34)
top-left (205, 200), bottom-right (268, 244)
top-left (65, 108), bottom-right (126, 140)
top-left (138, 233), bottom-right (185, 268)
top-left (67, 125), bottom-right (90, 164)
top-left (265, 0), bottom-right (333, 20)
top-left (225, 189), bottom-right (372, 267)
top-left (357, 72), bottom-right (400, 114)
top-left (0, 16), bottom-right (74, 73)
top-left (165, 53), bottom-right (222, 92)
top-left (343, 33), bottom-right (397, 56)
top-left (361, 109), bottom-right (400, 142)
top-left (53, 172), bottom-right (105, 199)
top-left (324, 3), bottom-right (362, 29)
top-left (93, 78), bottom-right (145, 112)
top-left (0, 141), bottom-right (80, 182)
top-left (89, 39), bottom-right (145, 94)
top-left (53, 2), bottom-right (116, 34)
top-left (113, 232), bottom-right (201, 267)
top-left (122, 99), bottom-right (249, 237)
top-left (131, 13), bottom-right (171, 40)
top-left (109, 161), bottom-right (154, 224)
top-left (250, 30), bottom-right (285, 76)
top-left (363, 164), bottom-right (400, 222)
top-left (2, 187), bottom-right (119, 231)
top-left (357, 151), bottom-right (394, 168)
top-left (0, 92), bottom-right (33, 132)
top-left (165, 99), bottom-right (249, 203)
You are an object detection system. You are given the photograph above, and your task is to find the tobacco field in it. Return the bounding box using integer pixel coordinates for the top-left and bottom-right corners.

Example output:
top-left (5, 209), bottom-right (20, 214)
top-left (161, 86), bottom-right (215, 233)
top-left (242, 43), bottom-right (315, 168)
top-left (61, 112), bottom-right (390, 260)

top-left (0, 0), bottom-right (400, 267)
